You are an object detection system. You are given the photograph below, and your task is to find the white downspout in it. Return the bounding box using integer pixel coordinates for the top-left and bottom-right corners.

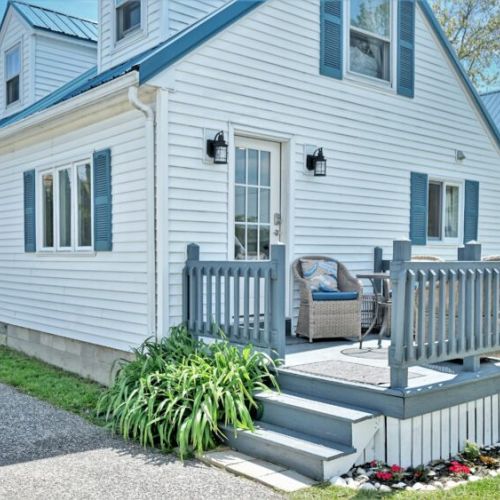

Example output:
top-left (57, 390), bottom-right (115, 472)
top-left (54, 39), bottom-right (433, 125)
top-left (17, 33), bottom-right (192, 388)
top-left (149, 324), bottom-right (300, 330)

top-left (128, 86), bottom-right (157, 340)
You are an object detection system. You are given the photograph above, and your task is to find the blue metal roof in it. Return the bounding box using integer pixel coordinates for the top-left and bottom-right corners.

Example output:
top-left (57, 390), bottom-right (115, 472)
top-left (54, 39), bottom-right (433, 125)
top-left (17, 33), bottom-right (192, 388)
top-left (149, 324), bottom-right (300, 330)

top-left (0, 0), bottom-right (498, 150)
top-left (482, 91), bottom-right (500, 130)
top-left (10, 1), bottom-right (97, 42)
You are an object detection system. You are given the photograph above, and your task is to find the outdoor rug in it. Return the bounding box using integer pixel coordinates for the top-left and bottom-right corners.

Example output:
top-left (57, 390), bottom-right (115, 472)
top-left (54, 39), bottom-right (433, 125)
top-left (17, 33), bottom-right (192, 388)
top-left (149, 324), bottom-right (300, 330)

top-left (287, 359), bottom-right (422, 386)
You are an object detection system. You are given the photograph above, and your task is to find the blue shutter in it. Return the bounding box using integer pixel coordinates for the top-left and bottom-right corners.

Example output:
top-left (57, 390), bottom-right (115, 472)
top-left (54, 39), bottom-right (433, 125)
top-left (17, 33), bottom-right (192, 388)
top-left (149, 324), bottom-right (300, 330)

top-left (397, 0), bottom-right (415, 97)
top-left (464, 180), bottom-right (479, 243)
top-left (410, 172), bottom-right (428, 245)
top-left (320, 1), bottom-right (343, 79)
top-left (23, 169), bottom-right (36, 252)
top-left (93, 149), bottom-right (112, 251)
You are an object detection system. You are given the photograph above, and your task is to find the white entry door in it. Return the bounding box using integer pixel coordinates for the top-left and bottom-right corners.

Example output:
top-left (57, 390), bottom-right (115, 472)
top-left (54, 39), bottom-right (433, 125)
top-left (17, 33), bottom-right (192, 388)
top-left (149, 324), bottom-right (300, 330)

top-left (234, 137), bottom-right (281, 260)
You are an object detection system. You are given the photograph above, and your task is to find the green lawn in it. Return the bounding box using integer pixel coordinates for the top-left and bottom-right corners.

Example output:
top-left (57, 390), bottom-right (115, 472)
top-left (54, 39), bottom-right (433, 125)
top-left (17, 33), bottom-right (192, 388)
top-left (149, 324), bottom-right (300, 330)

top-left (291, 477), bottom-right (500, 499)
top-left (0, 345), bottom-right (106, 425)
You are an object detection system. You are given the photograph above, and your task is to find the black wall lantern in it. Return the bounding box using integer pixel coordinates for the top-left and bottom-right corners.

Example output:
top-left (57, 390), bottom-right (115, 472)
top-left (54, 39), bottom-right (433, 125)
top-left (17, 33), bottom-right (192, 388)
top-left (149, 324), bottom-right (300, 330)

top-left (306, 148), bottom-right (327, 176)
top-left (207, 131), bottom-right (228, 164)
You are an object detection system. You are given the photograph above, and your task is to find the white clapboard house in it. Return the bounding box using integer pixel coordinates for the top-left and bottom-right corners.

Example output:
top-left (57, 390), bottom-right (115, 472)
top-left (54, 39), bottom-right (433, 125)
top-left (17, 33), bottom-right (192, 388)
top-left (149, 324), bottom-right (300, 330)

top-left (0, 0), bottom-right (500, 479)
top-left (483, 90), bottom-right (500, 130)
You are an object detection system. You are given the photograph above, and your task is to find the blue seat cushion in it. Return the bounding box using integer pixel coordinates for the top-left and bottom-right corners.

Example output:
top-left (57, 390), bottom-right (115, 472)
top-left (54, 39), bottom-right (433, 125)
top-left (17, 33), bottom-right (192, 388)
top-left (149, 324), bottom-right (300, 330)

top-left (312, 291), bottom-right (358, 301)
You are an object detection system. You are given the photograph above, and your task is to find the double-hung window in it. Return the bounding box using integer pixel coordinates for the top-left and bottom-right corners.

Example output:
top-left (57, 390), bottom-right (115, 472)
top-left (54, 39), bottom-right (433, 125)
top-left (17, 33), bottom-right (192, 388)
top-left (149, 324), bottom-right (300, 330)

top-left (39, 162), bottom-right (93, 251)
top-left (349, 0), bottom-right (391, 82)
top-left (5, 44), bottom-right (20, 106)
top-left (115, 0), bottom-right (141, 41)
top-left (427, 180), bottom-right (461, 242)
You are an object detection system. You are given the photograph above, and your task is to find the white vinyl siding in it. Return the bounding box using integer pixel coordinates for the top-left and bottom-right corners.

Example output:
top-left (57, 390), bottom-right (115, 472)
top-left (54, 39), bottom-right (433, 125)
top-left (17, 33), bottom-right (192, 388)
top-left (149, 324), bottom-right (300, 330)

top-left (33, 35), bottom-right (96, 101)
top-left (0, 110), bottom-right (150, 352)
top-left (150, 0), bottom-right (500, 326)
top-left (98, 0), bottom-right (229, 72)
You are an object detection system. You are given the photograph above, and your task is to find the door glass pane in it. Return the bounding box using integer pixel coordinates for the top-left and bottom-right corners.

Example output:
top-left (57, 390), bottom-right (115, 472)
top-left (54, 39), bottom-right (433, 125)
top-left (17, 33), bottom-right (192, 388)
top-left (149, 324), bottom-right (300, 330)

top-left (260, 151), bottom-right (270, 187)
top-left (259, 227), bottom-right (270, 260)
top-left (260, 188), bottom-right (270, 223)
top-left (42, 174), bottom-right (54, 248)
top-left (59, 169), bottom-right (72, 247)
top-left (235, 224), bottom-right (246, 260)
top-left (248, 149), bottom-right (258, 185)
top-left (350, 0), bottom-right (390, 38)
top-left (247, 187), bottom-right (258, 223)
top-left (428, 182), bottom-right (442, 239)
top-left (445, 185), bottom-right (459, 238)
top-left (77, 163), bottom-right (92, 247)
top-left (247, 225), bottom-right (258, 259)
top-left (235, 147), bottom-right (246, 184)
top-left (235, 186), bottom-right (245, 222)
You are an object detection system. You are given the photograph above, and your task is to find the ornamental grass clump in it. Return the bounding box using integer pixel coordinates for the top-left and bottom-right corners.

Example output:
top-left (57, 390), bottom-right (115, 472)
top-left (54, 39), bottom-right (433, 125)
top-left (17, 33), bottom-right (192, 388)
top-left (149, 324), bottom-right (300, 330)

top-left (98, 326), bottom-right (279, 457)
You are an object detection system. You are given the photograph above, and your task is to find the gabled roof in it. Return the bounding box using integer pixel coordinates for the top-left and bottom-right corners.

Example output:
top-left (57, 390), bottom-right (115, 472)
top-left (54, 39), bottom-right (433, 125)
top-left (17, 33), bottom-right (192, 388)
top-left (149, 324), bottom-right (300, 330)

top-left (0, 0), bottom-right (499, 150)
top-left (482, 91), bottom-right (500, 129)
top-left (5, 1), bottom-right (97, 42)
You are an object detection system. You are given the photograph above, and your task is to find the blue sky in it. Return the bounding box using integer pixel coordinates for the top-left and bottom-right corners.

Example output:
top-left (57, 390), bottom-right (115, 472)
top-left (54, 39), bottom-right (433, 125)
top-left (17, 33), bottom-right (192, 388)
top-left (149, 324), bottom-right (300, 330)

top-left (0, 0), bottom-right (97, 21)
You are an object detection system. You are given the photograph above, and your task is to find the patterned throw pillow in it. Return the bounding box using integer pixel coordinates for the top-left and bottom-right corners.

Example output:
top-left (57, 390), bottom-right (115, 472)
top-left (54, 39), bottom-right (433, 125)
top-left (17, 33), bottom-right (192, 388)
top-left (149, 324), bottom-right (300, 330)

top-left (300, 259), bottom-right (338, 292)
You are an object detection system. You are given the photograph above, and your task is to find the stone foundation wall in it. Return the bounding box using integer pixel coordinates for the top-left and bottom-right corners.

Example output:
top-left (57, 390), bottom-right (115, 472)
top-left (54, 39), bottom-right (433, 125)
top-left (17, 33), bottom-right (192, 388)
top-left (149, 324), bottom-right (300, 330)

top-left (3, 325), bottom-right (134, 386)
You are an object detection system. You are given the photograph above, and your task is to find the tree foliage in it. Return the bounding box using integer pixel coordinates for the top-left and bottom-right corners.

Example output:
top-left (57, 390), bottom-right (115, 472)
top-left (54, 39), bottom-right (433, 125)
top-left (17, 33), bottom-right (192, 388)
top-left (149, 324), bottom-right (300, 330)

top-left (430, 0), bottom-right (500, 89)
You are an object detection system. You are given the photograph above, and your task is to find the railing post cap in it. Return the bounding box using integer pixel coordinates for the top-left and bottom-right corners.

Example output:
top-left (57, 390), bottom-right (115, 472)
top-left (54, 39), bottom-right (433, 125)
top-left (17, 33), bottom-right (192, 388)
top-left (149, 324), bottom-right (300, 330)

top-left (465, 240), bottom-right (479, 245)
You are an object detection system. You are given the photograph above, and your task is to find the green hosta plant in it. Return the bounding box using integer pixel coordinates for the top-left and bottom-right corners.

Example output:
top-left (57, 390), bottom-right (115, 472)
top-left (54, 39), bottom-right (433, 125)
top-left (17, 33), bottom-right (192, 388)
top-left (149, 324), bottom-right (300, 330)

top-left (98, 325), bottom-right (279, 457)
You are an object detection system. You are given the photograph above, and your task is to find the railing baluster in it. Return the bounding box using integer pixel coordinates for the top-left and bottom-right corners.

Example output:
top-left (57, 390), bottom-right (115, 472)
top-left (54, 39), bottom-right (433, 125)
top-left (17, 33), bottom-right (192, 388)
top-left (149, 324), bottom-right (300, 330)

top-left (224, 268), bottom-right (230, 339)
top-left (253, 269), bottom-right (260, 344)
top-left (215, 267), bottom-right (221, 329)
top-left (206, 267), bottom-right (212, 335)
top-left (484, 269), bottom-right (491, 349)
top-left (189, 267), bottom-right (196, 332)
top-left (244, 268), bottom-right (250, 341)
top-left (233, 268), bottom-right (240, 339)
top-left (404, 270), bottom-right (416, 362)
top-left (448, 270), bottom-right (456, 356)
top-left (417, 270), bottom-right (426, 360)
top-left (197, 267), bottom-right (204, 334)
top-left (474, 269), bottom-right (483, 351)
top-left (427, 270), bottom-right (436, 359)
top-left (493, 269), bottom-right (499, 347)
top-left (465, 269), bottom-right (475, 352)
top-left (438, 269), bottom-right (446, 357)
top-left (458, 269), bottom-right (466, 353)
top-left (264, 268), bottom-right (271, 346)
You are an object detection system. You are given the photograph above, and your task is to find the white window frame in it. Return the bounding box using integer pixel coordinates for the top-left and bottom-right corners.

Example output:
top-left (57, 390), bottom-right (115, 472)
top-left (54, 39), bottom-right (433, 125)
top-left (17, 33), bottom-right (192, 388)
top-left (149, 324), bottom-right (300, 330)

top-left (345, 0), bottom-right (397, 89)
top-left (427, 178), bottom-right (464, 245)
top-left (5, 42), bottom-right (21, 108)
top-left (37, 160), bottom-right (93, 253)
top-left (114, 0), bottom-right (145, 45)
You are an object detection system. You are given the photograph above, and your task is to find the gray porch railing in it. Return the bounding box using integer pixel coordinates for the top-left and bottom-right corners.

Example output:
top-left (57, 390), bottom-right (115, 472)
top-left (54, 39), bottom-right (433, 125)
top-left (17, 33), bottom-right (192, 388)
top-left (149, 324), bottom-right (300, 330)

top-left (390, 239), bottom-right (500, 387)
top-left (182, 243), bottom-right (286, 359)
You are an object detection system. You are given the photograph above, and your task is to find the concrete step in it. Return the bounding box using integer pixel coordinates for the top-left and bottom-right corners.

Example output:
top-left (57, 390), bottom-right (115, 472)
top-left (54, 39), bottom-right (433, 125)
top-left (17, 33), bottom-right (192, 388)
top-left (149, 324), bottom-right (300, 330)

top-left (222, 422), bottom-right (356, 481)
top-left (255, 390), bottom-right (378, 447)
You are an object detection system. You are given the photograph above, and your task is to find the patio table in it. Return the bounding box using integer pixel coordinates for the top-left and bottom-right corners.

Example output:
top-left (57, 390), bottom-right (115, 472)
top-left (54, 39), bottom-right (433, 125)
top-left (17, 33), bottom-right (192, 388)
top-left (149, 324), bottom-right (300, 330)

top-left (356, 273), bottom-right (391, 349)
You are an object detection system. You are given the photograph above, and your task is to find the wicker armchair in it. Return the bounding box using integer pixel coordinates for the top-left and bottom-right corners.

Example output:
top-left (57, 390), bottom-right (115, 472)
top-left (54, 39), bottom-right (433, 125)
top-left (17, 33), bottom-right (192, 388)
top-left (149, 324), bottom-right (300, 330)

top-left (293, 257), bottom-right (362, 342)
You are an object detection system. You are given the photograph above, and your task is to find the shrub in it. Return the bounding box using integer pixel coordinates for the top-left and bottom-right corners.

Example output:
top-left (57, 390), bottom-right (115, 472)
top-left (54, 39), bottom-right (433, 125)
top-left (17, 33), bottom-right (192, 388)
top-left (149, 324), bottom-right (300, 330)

top-left (98, 325), bottom-right (279, 457)
top-left (463, 441), bottom-right (481, 461)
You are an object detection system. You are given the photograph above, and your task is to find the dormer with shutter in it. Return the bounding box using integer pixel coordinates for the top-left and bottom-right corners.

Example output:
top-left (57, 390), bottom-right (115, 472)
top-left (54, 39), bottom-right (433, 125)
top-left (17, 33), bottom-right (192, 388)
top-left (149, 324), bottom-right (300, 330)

top-left (0, 1), bottom-right (97, 118)
top-left (98, 0), bottom-right (230, 72)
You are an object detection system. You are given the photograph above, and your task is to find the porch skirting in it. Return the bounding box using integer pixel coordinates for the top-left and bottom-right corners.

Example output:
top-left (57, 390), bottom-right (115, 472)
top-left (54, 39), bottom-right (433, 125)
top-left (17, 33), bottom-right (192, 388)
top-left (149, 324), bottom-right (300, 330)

top-left (1, 324), bottom-right (133, 386)
top-left (355, 393), bottom-right (500, 468)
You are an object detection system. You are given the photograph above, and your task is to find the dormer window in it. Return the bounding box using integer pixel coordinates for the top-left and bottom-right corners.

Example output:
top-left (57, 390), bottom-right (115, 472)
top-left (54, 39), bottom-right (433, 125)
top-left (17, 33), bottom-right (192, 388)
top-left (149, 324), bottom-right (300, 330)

top-left (349, 0), bottom-right (391, 82)
top-left (116, 0), bottom-right (141, 41)
top-left (5, 44), bottom-right (21, 106)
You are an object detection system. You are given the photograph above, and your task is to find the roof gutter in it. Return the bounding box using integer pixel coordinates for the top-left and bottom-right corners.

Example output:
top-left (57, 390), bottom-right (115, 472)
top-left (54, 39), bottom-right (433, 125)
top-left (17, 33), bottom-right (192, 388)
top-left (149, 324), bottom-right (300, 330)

top-left (0, 71), bottom-right (139, 142)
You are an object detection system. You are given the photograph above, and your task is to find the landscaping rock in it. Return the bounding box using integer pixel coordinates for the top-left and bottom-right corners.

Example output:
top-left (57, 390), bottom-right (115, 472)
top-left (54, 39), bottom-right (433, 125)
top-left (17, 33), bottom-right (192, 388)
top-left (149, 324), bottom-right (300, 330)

top-left (379, 485), bottom-right (392, 493)
top-left (468, 475), bottom-right (481, 482)
top-left (355, 467), bottom-right (367, 476)
top-left (412, 482), bottom-right (425, 490)
top-left (329, 476), bottom-right (346, 487)
top-left (431, 481), bottom-right (444, 489)
top-left (392, 482), bottom-right (406, 489)
top-left (359, 482), bottom-right (376, 491)
top-left (345, 478), bottom-right (356, 489)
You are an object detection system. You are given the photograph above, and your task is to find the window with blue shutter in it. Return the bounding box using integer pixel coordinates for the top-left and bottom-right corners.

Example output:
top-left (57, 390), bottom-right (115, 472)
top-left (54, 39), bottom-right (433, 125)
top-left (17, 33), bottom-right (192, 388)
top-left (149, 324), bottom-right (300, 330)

top-left (464, 180), bottom-right (479, 243)
top-left (397, 0), bottom-right (416, 97)
top-left (410, 172), bottom-right (428, 245)
top-left (320, 0), bottom-right (343, 79)
top-left (23, 169), bottom-right (36, 252)
top-left (93, 149), bottom-right (112, 251)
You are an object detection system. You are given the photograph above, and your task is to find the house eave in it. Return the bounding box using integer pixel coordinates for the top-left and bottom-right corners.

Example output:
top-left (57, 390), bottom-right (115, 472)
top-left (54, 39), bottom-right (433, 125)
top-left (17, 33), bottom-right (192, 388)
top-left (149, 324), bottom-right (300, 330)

top-left (0, 71), bottom-right (140, 144)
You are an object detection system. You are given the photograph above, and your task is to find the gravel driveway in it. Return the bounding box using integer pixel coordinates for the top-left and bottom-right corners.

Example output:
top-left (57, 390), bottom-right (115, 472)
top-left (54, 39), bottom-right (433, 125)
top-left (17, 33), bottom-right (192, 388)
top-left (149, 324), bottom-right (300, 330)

top-left (0, 384), bottom-right (282, 500)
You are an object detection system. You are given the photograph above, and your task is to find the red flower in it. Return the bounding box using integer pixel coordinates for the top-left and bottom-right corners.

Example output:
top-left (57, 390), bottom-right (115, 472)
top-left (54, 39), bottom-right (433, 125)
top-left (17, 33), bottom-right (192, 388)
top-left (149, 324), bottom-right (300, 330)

top-left (449, 461), bottom-right (471, 476)
top-left (391, 465), bottom-right (404, 473)
top-left (370, 460), bottom-right (378, 467)
top-left (375, 471), bottom-right (393, 482)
